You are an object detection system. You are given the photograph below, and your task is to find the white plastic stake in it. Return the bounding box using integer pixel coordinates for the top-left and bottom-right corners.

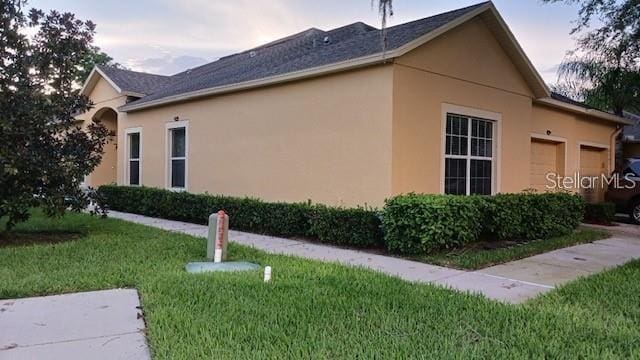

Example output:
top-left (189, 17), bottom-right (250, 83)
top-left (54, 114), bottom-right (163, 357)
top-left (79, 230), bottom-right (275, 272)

top-left (264, 266), bottom-right (272, 282)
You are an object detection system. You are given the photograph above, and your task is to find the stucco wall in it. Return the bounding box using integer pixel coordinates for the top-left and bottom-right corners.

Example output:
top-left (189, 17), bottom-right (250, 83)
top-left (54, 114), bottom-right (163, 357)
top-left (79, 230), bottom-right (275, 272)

top-left (531, 104), bottom-right (615, 185)
top-left (120, 66), bottom-right (393, 207)
top-left (79, 77), bottom-right (127, 186)
top-left (391, 16), bottom-right (534, 195)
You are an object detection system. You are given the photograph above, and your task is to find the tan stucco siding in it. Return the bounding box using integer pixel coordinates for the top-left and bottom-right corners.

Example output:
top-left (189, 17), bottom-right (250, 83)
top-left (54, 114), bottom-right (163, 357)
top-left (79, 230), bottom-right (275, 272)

top-left (121, 66), bottom-right (393, 207)
top-left (78, 77), bottom-right (127, 186)
top-left (531, 104), bottom-right (615, 181)
top-left (397, 17), bottom-right (534, 98)
top-left (391, 16), bottom-right (535, 196)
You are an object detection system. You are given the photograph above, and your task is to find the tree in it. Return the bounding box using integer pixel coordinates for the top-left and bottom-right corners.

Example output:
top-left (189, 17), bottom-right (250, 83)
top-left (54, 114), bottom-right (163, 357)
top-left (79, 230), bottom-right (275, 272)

top-left (0, 0), bottom-right (110, 230)
top-left (74, 45), bottom-right (123, 87)
top-left (374, 0), bottom-right (393, 52)
top-left (545, 0), bottom-right (640, 116)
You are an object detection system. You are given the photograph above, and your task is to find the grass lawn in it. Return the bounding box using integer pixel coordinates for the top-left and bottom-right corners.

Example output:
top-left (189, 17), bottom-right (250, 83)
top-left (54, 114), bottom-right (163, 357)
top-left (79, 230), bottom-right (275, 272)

top-left (1, 212), bottom-right (639, 359)
top-left (417, 228), bottom-right (610, 270)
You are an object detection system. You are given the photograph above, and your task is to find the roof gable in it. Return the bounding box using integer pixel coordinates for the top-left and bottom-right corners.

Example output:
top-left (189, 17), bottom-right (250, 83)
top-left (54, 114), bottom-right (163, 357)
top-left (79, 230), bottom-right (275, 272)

top-left (120, 2), bottom-right (493, 111)
top-left (80, 65), bottom-right (173, 98)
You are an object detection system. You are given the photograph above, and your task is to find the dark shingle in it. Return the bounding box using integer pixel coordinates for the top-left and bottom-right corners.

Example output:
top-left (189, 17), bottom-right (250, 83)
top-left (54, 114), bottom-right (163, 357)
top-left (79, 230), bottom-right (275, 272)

top-left (115, 2), bottom-right (489, 109)
top-left (97, 65), bottom-right (173, 95)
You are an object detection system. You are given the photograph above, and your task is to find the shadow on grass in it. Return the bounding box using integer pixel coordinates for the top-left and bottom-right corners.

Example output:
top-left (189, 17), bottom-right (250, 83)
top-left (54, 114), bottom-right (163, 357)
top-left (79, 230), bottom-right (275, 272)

top-left (0, 230), bottom-right (84, 248)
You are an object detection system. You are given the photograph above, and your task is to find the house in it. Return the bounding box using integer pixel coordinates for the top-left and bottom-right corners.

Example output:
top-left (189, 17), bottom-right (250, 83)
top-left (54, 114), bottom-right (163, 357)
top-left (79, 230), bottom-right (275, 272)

top-left (622, 112), bottom-right (640, 159)
top-left (77, 2), bottom-right (631, 207)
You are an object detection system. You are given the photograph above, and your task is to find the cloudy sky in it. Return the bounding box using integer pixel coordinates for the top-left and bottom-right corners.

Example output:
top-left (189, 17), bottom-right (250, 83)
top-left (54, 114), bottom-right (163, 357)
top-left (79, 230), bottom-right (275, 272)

top-left (29, 0), bottom-right (585, 84)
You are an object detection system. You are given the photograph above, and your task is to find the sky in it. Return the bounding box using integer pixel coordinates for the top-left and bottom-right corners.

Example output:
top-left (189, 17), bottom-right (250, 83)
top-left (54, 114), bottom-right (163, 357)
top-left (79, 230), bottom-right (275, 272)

top-left (29, 0), bottom-right (586, 84)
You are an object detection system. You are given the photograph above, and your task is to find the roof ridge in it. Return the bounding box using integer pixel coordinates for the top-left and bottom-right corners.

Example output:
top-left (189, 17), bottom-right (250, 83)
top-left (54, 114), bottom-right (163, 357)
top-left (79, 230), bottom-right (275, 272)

top-left (97, 64), bottom-right (169, 78)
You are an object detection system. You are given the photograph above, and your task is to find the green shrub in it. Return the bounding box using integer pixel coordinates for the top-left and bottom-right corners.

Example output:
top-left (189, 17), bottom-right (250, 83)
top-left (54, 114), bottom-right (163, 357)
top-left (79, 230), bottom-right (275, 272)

top-left (485, 192), bottom-right (585, 240)
top-left (309, 205), bottom-right (383, 247)
top-left (97, 185), bottom-right (382, 247)
top-left (584, 202), bottom-right (616, 225)
top-left (382, 194), bottom-right (486, 255)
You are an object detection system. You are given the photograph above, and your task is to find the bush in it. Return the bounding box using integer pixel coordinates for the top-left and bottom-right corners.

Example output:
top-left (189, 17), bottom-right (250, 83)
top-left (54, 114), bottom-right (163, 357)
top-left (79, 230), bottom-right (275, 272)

top-left (97, 185), bottom-right (383, 247)
top-left (584, 202), bottom-right (616, 225)
top-left (485, 192), bottom-right (585, 240)
top-left (309, 205), bottom-right (383, 247)
top-left (382, 192), bottom-right (586, 255)
top-left (382, 194), bottom-right (486, 255)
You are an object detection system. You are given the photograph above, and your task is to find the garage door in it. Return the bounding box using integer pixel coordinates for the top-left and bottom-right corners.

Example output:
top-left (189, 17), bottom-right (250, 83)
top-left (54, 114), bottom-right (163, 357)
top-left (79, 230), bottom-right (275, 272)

top-left (530, 140), bottom-right (558, 192)
top-left (580, 146), bottom-right (607, 202)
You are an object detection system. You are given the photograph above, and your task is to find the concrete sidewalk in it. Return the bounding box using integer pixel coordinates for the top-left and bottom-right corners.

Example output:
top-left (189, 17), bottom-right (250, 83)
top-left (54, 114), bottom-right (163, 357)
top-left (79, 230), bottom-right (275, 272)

top-left (108, 211), bottom-right (640, 304)
top-left (0, 289), bottom-right (149, 360)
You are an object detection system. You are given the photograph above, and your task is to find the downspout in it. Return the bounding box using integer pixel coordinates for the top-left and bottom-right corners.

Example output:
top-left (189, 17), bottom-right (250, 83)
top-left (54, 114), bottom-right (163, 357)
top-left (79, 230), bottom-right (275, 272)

top-left (610, 125), bottom-right (623, 173)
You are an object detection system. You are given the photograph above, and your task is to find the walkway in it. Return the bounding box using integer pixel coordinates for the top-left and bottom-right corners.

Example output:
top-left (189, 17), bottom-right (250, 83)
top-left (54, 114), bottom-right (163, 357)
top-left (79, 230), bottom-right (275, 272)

top-left (108, 211), bottom-right (640, 304)
top-left (0, 289), bottom-right (149, 360)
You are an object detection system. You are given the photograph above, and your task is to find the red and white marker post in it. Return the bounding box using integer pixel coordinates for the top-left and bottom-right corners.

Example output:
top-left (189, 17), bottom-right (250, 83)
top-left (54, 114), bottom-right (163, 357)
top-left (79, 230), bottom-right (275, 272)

top-left (206, 210), bottom-right (228, 262)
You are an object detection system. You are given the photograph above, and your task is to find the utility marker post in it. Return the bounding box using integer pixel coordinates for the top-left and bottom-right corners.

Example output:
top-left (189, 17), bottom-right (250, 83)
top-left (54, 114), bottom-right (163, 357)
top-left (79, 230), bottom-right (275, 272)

top-left (186, 210), bottom-right (260, 274)
top-left (206, 210), bottom-right (228, 262)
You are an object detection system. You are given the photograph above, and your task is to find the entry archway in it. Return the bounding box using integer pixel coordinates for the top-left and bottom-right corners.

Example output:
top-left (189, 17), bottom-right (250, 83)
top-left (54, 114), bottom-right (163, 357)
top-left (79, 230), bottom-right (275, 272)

top-left (89, 107), bottom-right (118, 186)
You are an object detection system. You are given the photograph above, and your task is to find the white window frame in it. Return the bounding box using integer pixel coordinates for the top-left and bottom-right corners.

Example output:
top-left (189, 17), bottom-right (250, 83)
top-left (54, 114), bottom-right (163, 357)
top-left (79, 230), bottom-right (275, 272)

top-left (440, 103), bottom-right (501, 195)
top-left (124, 127), bottom-right (142, 186)
top-left (165, 120), bottom-right (189, 191)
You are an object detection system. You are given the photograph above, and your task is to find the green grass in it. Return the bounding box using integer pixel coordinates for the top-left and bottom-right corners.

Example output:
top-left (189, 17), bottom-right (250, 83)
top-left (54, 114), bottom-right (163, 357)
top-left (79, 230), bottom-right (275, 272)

top-left (416, 229), bottom-right (610, 270)
top-left (1, 212), bottom-right (639, 359)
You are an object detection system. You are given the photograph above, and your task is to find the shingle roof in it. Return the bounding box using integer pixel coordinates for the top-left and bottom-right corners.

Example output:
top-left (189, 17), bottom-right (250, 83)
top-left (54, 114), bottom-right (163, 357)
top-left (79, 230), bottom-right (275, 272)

top-left (96, 65), bottom-right (173, 95)
top-left (550, 92), bottom-right (600, 111)
top-left (108, 2), bottom-right (489, 109)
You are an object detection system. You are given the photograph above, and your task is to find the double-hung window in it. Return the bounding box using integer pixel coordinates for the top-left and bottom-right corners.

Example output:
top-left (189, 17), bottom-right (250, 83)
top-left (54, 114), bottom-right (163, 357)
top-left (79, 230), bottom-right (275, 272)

top-left (167, 122), bottom-right (188, 190)
top-left (125, 128), bottom-right (142, 186)
top-left (444, 113), bottom-right (494, 195)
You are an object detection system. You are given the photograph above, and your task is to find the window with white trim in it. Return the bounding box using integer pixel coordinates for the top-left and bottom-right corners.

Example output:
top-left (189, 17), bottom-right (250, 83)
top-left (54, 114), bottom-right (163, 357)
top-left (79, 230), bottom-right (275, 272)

top-left (444, 113), bottom-right (494, 195)
top-left (168, 126), bottom-right (186, 189)
top-left (127, 131), bottom-right (141, 186)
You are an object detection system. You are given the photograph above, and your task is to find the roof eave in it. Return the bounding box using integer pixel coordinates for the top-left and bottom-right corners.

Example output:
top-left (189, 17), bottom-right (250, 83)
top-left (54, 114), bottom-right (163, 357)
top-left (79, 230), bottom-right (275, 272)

top-left (535, 98), bottom-right (633, 125)
top-left (80, 66), bottom-right (124, 96)
top-left (120, 2), bottom-right (553, 113)
top-left (120, 52), bottom-right (392, 112)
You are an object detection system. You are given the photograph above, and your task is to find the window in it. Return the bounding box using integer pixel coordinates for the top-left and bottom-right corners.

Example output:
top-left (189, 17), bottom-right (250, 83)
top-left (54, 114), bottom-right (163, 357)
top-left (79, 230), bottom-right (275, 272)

top-left (167, 123), bottom-right (187, 189)
top-left (125, 128), bottom-right (142, 186)
top-left (444, 113), bottom-right (494, 195)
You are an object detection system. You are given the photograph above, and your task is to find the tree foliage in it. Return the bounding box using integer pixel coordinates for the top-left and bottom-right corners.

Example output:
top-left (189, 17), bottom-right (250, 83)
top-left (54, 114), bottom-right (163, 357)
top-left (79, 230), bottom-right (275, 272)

top-left (545, 0), bottom-right (640, 115)
top-left (0, 0), bottom-right (110, 230)
top-left (74, 45), bottom-right (124, 87)
top-left (374, 0), bottom-right (393, 52)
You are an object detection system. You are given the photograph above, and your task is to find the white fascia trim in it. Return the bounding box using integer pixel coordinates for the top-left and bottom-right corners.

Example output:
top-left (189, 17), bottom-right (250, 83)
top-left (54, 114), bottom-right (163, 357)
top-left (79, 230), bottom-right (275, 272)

top-left (119, 2), bottom-right (557, 113)
top-left (480, 4), bottom-right (550, 98)
top-left (120, 52), bottom-right (391, 112)
top-left (80, 66), bottom-right (123, 96)
top-left (535, 98), bottom-right (632, 125)
top-left (120, 4), bottom-right (498, 113)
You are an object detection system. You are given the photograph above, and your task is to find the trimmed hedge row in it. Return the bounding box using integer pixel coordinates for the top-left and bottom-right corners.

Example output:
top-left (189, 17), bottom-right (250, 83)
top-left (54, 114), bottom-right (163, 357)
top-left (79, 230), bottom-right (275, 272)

top-left (382, 192), bottom-right (585, 255)
top-left (583, 202), bottom-right (616, 225)
top-left (97, 185), bottom-right (383, 247)
top-left (98, 186), bottom-right (586, 256)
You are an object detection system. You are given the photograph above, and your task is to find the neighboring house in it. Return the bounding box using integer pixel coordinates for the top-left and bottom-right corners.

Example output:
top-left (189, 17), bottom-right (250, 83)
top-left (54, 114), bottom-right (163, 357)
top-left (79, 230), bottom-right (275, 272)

top-left (622, 112), bottom-right (640, 159)
top-left (77, 2), bottom-right (631, 207)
